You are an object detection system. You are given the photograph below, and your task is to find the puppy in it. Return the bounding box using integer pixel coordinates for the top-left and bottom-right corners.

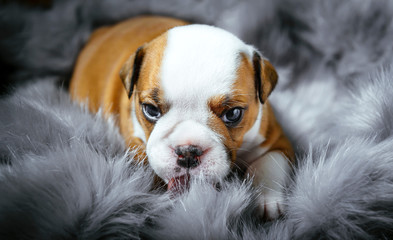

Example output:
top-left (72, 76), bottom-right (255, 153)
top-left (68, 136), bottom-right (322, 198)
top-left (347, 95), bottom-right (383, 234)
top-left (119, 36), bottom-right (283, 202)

top-left (70, 16), bottom-right (294, 219)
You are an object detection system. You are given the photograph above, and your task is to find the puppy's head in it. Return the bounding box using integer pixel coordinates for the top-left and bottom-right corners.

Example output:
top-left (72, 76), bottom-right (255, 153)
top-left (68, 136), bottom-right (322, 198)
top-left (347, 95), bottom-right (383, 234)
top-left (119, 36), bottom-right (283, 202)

top-left (120, 25), bottom-right (277, 187)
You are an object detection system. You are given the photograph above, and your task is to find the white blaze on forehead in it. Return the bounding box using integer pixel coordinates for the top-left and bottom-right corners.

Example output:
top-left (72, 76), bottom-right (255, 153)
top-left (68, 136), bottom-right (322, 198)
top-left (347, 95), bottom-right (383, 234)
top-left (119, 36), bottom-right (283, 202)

top-left (160, 24), bottom-right (254, 107)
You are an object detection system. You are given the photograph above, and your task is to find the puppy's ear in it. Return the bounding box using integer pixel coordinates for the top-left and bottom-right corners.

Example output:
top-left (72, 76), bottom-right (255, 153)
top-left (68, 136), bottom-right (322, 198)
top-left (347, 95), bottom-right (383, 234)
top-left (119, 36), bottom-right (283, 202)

top-left (119, 46), bottom-right (145, 99)
top-left (252, 52), bottom-right (278, 104)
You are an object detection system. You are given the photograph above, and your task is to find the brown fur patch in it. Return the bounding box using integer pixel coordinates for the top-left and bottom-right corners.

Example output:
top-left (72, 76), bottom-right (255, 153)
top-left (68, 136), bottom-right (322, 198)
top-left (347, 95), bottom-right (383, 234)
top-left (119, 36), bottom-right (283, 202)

top-left (133, 33), bottom-right (170, 141)
top-left (208, 54), bottom-right (294, 168)
top-left (259, 102), bottom-right (295, 162)
top-left (230, 54), bottom-right (260, 148)
top-left (207, 54), bottom-right (261, 164)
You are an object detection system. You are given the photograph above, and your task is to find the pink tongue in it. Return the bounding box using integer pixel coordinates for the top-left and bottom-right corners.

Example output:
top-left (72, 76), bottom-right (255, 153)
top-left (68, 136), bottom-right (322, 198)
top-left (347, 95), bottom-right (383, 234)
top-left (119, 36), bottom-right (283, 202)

top-left (167, 174), bottom-right (190, 195)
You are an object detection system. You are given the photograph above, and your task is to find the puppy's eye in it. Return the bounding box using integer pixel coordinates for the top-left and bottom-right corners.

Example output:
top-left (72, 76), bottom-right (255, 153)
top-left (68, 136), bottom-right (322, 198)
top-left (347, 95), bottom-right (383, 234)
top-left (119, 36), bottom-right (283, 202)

top-left (142, 103), bottom-right (161, 122)
top-left (221, 107), bottom-right (244, 127)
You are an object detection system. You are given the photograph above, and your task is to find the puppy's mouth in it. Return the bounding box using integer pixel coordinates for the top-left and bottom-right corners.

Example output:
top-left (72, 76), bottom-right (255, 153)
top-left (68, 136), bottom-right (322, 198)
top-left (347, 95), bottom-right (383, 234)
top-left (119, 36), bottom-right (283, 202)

top-left (167, 173), bottom-right (190, 195)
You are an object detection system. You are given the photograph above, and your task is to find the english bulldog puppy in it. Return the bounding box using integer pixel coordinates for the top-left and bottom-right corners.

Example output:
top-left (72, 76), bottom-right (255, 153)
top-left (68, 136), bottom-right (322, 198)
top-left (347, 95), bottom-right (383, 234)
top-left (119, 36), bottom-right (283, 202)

top-left (70, 16), bottom-right (294, 219)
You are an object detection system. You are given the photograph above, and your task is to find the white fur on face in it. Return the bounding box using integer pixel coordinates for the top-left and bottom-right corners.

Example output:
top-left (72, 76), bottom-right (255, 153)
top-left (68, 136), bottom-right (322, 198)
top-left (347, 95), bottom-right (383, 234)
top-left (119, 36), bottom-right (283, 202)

top-left (146, 109), bottom-right (229, 182)
top-left (145, 25), bottom-right (255, 182)
top-left (161, 24), bottom-right (254, 106)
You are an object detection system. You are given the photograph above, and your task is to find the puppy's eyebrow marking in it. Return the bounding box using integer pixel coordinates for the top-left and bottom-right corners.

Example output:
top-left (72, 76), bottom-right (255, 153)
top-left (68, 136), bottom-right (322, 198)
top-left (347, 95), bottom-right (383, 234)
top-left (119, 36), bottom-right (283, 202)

top-left (223, 94), bottom-right (248, 107)
top-left (151, 87), bottom-right (160, 104)
top-left (222, 94), bottom-right (231, 107)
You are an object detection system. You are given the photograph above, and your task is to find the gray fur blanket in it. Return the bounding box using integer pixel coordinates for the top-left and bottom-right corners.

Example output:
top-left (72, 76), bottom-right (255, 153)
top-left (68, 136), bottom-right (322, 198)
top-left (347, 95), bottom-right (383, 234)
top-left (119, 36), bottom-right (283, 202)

top-left (1, 0), bottom-right (393, 239)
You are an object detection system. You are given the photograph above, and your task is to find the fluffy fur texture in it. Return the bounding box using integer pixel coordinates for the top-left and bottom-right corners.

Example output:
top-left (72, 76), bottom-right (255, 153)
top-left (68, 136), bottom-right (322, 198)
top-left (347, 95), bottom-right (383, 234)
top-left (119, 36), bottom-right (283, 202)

top-left (1, 0), bottom-right (393, 239)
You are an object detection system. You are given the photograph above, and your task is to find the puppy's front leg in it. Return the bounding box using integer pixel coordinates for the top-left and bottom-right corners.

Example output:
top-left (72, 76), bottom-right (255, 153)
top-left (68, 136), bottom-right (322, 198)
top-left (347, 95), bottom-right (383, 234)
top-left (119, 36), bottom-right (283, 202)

top-left (247, 150), bottom-right (292, 219)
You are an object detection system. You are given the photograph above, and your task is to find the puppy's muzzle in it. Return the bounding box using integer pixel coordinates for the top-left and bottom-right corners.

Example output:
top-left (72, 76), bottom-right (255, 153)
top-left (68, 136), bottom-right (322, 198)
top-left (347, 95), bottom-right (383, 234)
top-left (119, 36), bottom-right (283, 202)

top-left (175, 145), bottom-right (203, 169)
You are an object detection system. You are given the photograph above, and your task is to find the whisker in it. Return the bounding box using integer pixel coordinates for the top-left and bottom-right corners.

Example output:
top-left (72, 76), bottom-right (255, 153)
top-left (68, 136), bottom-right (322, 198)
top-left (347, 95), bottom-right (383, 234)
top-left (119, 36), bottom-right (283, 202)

top-left (259, 186), bottom-right (282, 193)
top-left (270, 153), bottom-right (292, 179)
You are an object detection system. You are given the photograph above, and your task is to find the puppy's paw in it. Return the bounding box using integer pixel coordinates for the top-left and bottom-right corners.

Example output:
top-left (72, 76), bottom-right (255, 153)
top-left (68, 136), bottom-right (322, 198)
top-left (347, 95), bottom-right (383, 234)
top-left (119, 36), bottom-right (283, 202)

top-left (256, 192), bottom-right (284, 220)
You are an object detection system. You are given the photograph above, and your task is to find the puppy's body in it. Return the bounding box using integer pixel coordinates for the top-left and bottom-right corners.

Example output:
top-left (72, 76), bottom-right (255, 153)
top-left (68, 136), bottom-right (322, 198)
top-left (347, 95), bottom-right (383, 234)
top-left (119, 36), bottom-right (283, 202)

top-left (70, 16), bottom-right (294, 219)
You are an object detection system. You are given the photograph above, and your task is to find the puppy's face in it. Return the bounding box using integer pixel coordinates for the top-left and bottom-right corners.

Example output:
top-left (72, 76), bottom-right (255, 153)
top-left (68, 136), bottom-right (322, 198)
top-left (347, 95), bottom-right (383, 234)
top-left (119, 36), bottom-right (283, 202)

top-left (120, 25), bottom-right (277, 185)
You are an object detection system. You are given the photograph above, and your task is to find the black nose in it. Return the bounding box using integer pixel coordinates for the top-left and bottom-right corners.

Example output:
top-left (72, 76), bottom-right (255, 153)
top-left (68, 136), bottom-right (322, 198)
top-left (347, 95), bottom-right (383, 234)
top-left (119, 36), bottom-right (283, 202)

top-left (175, 145), bottom-right (203, 169)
